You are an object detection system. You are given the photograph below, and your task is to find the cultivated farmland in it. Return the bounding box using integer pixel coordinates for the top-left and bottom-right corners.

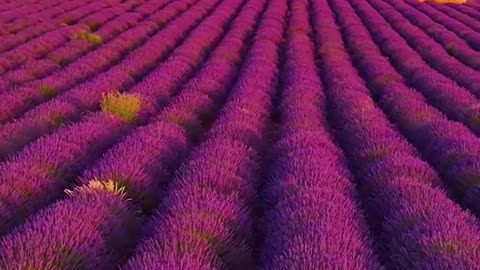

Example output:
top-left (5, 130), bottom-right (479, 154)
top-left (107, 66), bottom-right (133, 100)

top-left (0, 0), bottom-right (480, 269)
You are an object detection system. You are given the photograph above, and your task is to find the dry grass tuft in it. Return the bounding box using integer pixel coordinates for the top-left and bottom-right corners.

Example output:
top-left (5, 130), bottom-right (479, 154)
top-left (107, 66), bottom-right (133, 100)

top-left (72, 30), bottom-right (103, 44)
top-left (101, 92), bottom-right (142, 123)
top-left (65, 180), bottom-right (127, 197)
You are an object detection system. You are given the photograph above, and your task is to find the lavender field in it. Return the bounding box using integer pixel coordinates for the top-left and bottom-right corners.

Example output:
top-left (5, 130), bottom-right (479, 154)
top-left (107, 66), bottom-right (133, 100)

top-left (1, 0), bottom-right (480, 269)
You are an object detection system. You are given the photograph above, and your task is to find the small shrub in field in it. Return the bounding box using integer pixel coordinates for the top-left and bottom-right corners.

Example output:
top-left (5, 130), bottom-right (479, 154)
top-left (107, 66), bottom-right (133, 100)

top-left (73, 30), bottom-right (103, 45)
top-left (101, 92), bottom-right (141, 123)
top-left (39, 85), bottom-right (57, 97)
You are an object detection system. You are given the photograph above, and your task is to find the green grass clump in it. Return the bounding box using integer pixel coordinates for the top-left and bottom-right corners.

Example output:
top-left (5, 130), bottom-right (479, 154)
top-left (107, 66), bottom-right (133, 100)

top-left (73, 30), bottom-right (103, 45)
top-left (39, 85), bottom-right (57, 97)
top-left (101, 92), bottom-right (142, 123)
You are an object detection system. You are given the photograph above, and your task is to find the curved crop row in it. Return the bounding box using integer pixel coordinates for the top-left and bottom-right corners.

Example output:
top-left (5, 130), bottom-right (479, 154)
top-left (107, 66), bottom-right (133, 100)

top-left (0, 184), bottom-right (140, 270)
top-left (0, 0), bottom-right (194, 123)
top-left (0, 0), bottom-right (226, 236)
top-left (123, 0), bottom-right (248, 116)
top-left (0, 0), bottom-right (113, 74)
top-left (0, 0), bottom-right (166, 91)
top-left (0, 0), bottom-right (89, 37)
top-left (123, 0), bottom-right (285, 268)
top-left (79, 0), bottom-right (256, 212)
top-left (258, 0), bottom-right (382, 269)
top-left (0, 0), bottom-right (40, 14)
top-left (404, 0), bottom-right (480, 51)
top-left (2, 0), bottom-right (480, 269)
top-left (347, 0), bottom-right (480, 138)
top-left (0, 0), bottom-right (108, 53)
top-left (0, 24), bottom-right (88, 74)
top-left (0, 0), bottom-right (264, 267)
top-left (0, 0), bottom-right (66, 23)
top-left (466, 0), bottom-right (480, 10)
top-left (315, 0), bottom-right (480, 268)
top-left (430, 2), bottom-right (480, 34)
top-left (383, 0), bottom-right (480, 70)
top-left (449, 3), bottom-right (480, 20)
top-left (366, 0), bottom-right (480, 98)
top-left (463, 1), bottom-right (480, 12)
top-left (0, 0), bottom-right (79, 35)
top-left (347, 0), bottom-right (480, 222)
top-left (0, 0), bottom-right (201, 159)
top-left (0, 0), bottom-right (146, 90)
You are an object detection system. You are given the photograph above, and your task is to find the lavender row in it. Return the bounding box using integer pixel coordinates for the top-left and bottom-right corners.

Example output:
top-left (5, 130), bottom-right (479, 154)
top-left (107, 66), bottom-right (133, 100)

top-left (4, 0), bottom-right (109, 28)
top-left (0, 0), bottom-right (227, 161)
top-left (259, 0), bottom-right (381, 268)
top-left (401, 0), bottom-right (480, 51)
top-left (0, 184), bottom-right (140, 270)
top-left (348, 0), bottom-right (480, 138)
top-left (0, 0), bottom-right (264, 267)
top-left (0, 5), bottom-right (130, 88)
top-left (0, 0), bottom-right (94, 44)
top-left (26, 0), bottom-right (169, 83)
top-left (316, 0), bottom-right (480, 268)
top-left (0, 0), bottom-right (198, 124)
top-left (0, 0), bottom-right (39, 13)
top-left (0, 0), bottom-right (223, 236)
top-left (0, 0), bottom-right (136, 78)
top-left (367, 0), bottom-right (480, 97)
top-left (462, 1), bottom-right (480, 14)
top-left (383, 0), bottom-right (480, 70)
top-left (466, 0), bottom-right (480, 10)
top-left (124, 0), bottom-right (285, 268)
top-left (0, 0), bottom-right (161, 90)
top-left (108, 0), bottom-right (245, 114)
top-left (0, 24), bottom-right (87, 74)
top-left (430, 2), bottom-right (480, 34)
top-left (0, 0), bottom-right (199, 160)
top-left (449, 2), bottom-right (480, 19)
top-left (0, 0), bottom-right (66, 23)
top-left (0, 0), bottom-right (90, 35)
top-left (0, 112), bottom-right (133, 236)
top-left (348, 0), bottom-right (480, 223)
top-left (0, 0), bottom-right (107, 53)
top-left (0, 0), bottom-right (114, 76)
top-left (80, 0), bottom-right (258, 213)
top-left (356, 0), bottom-right (480, 129)
top-left (0, 0), bottom-right (73, 17)
top-left (0, 0), bottom-right (67, 34)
